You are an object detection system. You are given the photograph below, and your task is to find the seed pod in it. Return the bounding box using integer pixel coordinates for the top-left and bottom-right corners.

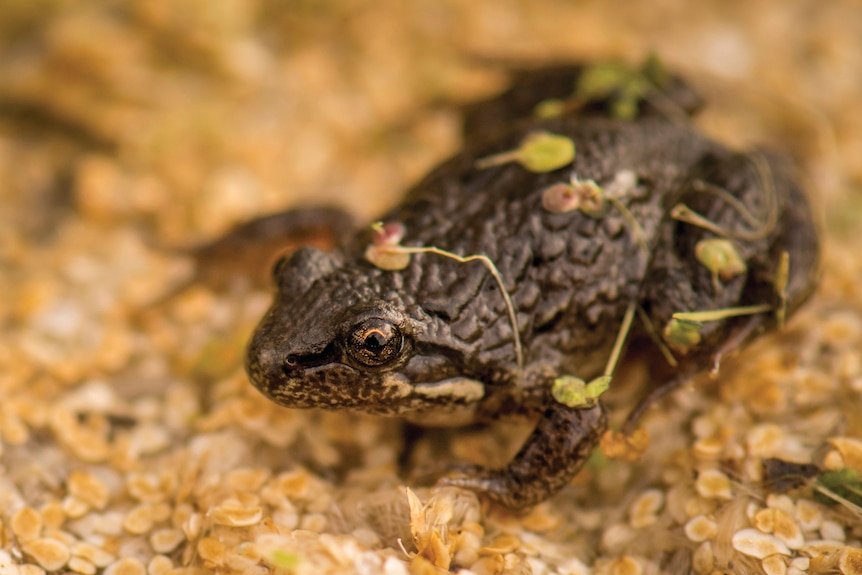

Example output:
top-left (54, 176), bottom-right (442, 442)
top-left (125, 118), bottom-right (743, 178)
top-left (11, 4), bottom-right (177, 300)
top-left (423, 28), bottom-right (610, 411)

top-left (695, 238), bottom-right (747, 289)
top-left (552, 375), bottom-right (611, 407)
top-left (533, 98), bottom-right (566, 119)
top-left (365, 221), bottom-right (411, 270)
top-left (541, 179), bottom-right (605, 216)
top-left (663, 318), bottom-right (703, 354)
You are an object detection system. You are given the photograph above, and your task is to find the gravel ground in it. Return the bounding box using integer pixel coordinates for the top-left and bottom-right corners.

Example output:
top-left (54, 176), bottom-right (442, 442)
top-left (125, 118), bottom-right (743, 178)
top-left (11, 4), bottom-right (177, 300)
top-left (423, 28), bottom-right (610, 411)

top-left (1, 2), bottom-right (861, 574)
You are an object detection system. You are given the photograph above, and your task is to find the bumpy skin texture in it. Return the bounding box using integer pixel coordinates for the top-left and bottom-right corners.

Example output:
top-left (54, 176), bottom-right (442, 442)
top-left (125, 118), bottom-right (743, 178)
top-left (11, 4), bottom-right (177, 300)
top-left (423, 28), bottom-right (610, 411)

top-left (246, 65), bottom-right (819, 509)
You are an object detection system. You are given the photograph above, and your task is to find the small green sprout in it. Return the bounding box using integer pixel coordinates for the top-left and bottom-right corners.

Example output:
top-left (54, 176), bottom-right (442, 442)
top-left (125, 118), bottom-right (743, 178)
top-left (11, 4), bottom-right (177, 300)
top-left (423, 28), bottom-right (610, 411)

top-left (672, 304), bottom-right (773, 323)
top-left (574, 57), bottom-right (668, 120)
top-left (553, 301), bottom-right (635, 408)
top-left (533, 98), bottom-right (567, 119)
top-left (664, 304), bottom-right (776, 354)
top-left (552, 375), bottom-right (611, 408)
top-left (813, 468), bottom-right (862, 508)
top-left (365, 221), bottom-right (410, 270)
top-left (476, 131), bottom-right (575, 173)
top-left (541, 172), bottom-right (647, 253)
top-left (663, 318), bottom-right (703, 354)
top-left (540, 178), bottom-right (605, 216)
top-left (774, 251), bottom-right (790, 327)
top-left (695, 238), bottom-right (747, 291)
top-left (268, 550), bottom-right (300, 569)
top-left (640, 53), bottom-right (670, 87)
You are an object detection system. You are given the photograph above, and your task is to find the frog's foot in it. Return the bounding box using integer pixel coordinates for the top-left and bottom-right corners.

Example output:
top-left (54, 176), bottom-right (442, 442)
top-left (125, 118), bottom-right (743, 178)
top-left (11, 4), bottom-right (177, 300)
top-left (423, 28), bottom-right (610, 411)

top-left (437, 402), bottom-right (607, 510)
top-left (188, 206), bottom-right (355, 290)
top-left (147, 206), bottom-right (355, 307)
top-left (622, 366), bottom-right (697, 435)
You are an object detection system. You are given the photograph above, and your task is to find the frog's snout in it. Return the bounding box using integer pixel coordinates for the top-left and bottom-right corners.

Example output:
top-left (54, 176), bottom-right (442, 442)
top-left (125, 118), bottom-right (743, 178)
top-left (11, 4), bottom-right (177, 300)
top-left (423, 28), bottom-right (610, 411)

top-left (244, 322), bottom-right (285, 395)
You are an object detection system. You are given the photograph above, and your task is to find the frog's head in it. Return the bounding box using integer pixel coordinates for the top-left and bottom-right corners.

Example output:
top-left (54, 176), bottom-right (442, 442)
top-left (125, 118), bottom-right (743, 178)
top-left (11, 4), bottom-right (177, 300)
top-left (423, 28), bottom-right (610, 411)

top-left (245, 246), bottom-right (485, 418)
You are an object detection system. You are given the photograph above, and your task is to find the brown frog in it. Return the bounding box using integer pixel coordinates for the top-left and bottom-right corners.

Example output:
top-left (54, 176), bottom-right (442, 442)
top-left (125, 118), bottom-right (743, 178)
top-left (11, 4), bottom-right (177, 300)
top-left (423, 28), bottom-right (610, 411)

top-left (243, 61), bottom-right (819, 509)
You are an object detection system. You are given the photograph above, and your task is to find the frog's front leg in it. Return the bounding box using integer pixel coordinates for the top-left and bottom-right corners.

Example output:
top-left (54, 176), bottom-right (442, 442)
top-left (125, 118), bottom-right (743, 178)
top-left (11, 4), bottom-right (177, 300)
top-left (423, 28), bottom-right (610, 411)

top-left (438, 401), bottom-right (607, 510)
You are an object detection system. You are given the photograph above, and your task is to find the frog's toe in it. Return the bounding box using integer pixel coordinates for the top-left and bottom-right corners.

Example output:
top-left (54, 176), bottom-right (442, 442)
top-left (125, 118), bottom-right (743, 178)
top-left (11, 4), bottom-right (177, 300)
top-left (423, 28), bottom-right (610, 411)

top-left (437, 472), bottom-right (541, 510)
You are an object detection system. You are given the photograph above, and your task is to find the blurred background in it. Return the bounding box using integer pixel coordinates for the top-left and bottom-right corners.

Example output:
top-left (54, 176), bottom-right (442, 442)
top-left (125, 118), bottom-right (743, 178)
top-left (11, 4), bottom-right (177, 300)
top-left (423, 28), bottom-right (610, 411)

top-left (1, 0), bottom-right (859, 245)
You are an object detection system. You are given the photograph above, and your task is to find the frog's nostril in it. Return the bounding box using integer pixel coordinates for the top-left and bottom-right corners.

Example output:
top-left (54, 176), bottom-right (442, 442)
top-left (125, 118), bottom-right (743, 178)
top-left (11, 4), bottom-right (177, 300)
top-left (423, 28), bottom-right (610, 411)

top-left (284, 354), bottom-right (300, 371)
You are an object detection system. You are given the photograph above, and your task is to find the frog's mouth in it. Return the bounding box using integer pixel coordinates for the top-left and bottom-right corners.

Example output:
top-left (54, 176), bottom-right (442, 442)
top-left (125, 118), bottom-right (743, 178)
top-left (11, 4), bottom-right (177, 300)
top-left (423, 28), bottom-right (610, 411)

top-left (246, 328), bottom-right (487, 418)
top-left (248, 356), bottom-right (486, 416)
top-left (246, 307), bottom-right (486, 412)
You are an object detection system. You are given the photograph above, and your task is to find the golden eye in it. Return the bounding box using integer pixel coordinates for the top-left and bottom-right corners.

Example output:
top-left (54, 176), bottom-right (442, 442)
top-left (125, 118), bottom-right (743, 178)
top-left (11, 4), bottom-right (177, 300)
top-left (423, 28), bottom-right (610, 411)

top-left (348, 319), bottom-right (402, 367)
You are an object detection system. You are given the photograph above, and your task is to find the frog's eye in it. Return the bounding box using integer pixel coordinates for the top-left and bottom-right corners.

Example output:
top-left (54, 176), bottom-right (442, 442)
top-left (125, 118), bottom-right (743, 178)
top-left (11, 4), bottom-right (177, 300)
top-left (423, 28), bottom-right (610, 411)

top-left (347, 318), bottom-right (403, 367)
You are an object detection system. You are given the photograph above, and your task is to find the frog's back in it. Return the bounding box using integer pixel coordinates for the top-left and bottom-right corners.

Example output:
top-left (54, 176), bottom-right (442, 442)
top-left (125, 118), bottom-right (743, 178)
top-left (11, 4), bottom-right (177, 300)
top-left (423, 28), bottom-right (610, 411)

top-left (368, 111), bottom-right (817, 391)
top-left (374, 117), bottom-right (720, 379)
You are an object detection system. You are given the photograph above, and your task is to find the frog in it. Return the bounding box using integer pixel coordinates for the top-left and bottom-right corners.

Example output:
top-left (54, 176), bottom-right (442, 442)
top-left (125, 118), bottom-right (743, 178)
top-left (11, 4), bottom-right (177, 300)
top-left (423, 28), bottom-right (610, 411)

top-left (243, 61), bottom-right (820, 509)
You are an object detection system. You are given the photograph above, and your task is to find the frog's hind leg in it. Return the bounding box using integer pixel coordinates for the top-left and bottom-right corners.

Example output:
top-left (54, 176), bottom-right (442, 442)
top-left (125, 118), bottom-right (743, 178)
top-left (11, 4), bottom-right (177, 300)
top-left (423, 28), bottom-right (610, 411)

top-left (627, 149), bottom-right (818, 431)
top-left (438, 401), bottom-right (607, 510)
top-left (623, 313), bottom-right (768, 434)
top-left (146, 206), bottom-right (355, 306)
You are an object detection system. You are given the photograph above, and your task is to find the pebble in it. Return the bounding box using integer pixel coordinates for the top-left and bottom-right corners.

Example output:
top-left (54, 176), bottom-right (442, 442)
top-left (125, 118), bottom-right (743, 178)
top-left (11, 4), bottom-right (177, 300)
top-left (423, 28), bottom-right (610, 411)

top-left (755, 508), bottom-right (805, 549)
top-left (794, 499), bottom-right (822, 532)
top-left (123, 505), bottom-right (155, 535)
top-left (22, 538), bottom-right (71, 571)
top-left (684, 515), bottom-right (718, 542)
top-left (731, 529), bottom-right (791, 559)
top-left (762, 554), bottom-right (787, 575)
top-left (771, 509), bottom-right (805, 550)
top-left (629, 489), bottom-right (664, 528)
top-left (146, 555), bottom-right (173, 575)
top-left (149, 528), bottom-right (185, 554)
top-left (103, 557), bottom-right (146, 575)
top-left (608, 555), bottom-right (642, 575)
top-left (691, 542), bottom-right (714, 574)
top-left (695, 469), bottom-right (733, 500)
top-left (68, 557), bottom-right (97, 575)
top-left (70, 542), bottom-right (115, 568)
top-left (207, 499), bottom-right (263, 527)
top-left (11, 507), bottom-right (43, 541)
top-left (839, 547), bottom-right (862, 575)
top-left (68, 471), bottom-right (111, 510)
top-left (820, 519), bottom-right (845, 542)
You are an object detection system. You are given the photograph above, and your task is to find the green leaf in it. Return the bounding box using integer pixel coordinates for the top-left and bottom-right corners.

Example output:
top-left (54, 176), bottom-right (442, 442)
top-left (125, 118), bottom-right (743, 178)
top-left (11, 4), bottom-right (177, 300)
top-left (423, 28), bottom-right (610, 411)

top-left (552, 375), bottom-right (586, 406)
top-left (269, 550), bottom-right (301, 569)
top-left (552, 375), bottom-right (610, 407)
top-left (575, 62), bottom-right (633, 101)
top-left (585, 375), bottom-right (612, 400)
top-left (475, 131), bottom-right (575, 173)
top-left (533, 98), bottom-right (566, 119)
top-left (516, 131), bottom-right (576, 173)
top-left (814, 468), bottom-right (862, 507)
top-left (574, 57), bottom-right (666, 120)
top-left (663, 318), bottom-right (702, 354)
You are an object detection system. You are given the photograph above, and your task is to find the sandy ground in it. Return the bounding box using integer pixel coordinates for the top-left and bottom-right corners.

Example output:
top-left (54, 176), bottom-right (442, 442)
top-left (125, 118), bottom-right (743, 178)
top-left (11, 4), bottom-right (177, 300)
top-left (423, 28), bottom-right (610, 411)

top-left (1, 1), bottom-right (861, 574)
